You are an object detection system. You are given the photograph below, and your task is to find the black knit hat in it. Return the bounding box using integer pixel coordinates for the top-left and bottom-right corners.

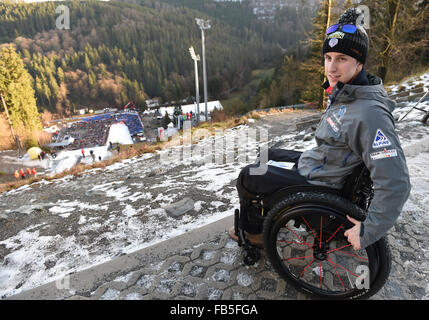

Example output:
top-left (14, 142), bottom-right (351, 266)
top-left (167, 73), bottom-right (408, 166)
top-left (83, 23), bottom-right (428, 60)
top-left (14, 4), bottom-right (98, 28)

top-left (322, 8), bottom-right (369, 64)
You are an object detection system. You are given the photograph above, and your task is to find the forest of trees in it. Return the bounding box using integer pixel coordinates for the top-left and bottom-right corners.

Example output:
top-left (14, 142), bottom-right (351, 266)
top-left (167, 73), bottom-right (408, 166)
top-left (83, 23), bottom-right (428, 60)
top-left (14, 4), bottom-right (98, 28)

top-left (0, 0), bottom-right (428, 150)
top-left (0, 0), bottom-right (313, 117)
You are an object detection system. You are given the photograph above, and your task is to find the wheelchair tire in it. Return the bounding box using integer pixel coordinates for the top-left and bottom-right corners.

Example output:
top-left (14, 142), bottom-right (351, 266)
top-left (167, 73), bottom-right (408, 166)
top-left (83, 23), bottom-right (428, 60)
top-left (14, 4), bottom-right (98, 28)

top-left (262, 191), bottom-right (391, 300)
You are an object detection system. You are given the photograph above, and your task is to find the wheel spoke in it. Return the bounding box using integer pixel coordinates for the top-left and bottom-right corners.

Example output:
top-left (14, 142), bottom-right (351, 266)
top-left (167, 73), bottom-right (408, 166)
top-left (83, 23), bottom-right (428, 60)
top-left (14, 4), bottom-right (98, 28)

top-left (327, 257), bottom-right (359, 277)
top-left (284, 255), bottom-right (313, 262)
top-left (326, 224), bottom-right (343, 243)
top-left (277, 240), bottom-right (308, 246)
top-left (298, 257), bottom-right (315, 279)
top-left (284, 225), bottom-right (313, 249)
top-left (301, 216), bottom-right (320, 242)
top-left (327, 244), bottom-right (352, 254)
top-left (320, 216), bottom-right (323, 249)
top-left (319, 261), bottom-right (323, 289)
top-left (327, 257), bottom-right (346, 291)
top-left (332, 249), bottom-right (369, 261)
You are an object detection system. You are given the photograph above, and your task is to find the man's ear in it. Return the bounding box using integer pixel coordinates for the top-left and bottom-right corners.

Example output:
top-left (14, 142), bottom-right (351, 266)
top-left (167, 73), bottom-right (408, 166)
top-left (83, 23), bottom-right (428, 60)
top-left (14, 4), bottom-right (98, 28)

top-left (357, 62), bottom-right (363, 72)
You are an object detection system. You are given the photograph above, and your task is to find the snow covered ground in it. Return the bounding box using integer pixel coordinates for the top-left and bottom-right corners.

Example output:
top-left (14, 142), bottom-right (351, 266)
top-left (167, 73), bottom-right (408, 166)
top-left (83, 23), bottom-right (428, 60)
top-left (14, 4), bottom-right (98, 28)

top-left (0, 123), bottom-right (131, 178)
top-left (0, 73), bottom-right (428, 299)
top-left (386, 72), bottom-right (429, 93)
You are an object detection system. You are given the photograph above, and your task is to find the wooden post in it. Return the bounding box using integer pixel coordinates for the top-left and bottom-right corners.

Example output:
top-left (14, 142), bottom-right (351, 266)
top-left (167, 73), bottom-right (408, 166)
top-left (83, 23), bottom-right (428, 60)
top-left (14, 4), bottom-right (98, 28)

top-left (326, 0), bottom-right (332, 29)
top-left (321, 0), bottom-right (332, 109)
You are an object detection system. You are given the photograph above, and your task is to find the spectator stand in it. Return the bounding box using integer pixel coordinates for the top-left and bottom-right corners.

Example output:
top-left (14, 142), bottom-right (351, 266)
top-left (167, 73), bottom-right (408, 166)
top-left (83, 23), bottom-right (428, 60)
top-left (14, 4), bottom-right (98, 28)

top-left (50, 112), bottom-right (145, 152)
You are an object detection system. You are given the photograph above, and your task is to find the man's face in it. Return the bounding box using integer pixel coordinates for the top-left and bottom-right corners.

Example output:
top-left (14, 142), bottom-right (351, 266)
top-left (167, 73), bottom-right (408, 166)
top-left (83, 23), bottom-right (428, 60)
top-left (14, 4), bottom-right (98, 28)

top-left (324, 52), bottom-right (363, 88)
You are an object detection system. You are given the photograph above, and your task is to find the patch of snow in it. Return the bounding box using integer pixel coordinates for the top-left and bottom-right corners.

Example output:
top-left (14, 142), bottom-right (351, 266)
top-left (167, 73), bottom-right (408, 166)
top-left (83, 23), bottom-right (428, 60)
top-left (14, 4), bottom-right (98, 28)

top-left (125, 292), bottom-right (143, 300)
top-left (312, 266), bottom-right (324, 277)
top-left (211, 269), bottom-right (230, 282)
top-left (237, 272), bottom-right (253, 287)
top-left (194, 201), bottom-right (203, 211)
top-left (100, 288), bottom-right (120, 300)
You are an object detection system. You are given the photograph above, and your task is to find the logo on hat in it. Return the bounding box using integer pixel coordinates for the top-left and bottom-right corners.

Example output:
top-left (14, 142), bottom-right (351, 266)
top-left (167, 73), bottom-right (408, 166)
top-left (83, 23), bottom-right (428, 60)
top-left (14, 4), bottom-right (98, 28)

top-left (329, 38), bottom-right (339, 48)
top-left (328, 31), bottom-right (345, 39)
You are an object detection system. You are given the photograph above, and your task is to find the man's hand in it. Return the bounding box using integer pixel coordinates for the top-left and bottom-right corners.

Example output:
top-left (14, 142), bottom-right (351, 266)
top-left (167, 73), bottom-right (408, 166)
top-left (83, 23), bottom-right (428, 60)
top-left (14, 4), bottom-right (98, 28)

top-left (344, 215), bottom-right (361, 251)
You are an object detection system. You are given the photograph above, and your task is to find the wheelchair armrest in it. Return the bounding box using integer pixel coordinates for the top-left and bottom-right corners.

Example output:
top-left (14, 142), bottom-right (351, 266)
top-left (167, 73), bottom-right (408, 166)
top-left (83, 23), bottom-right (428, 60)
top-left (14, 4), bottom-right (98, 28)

top-left (263, 163), bottom-right (373, 213)
top-left (264, 184), bottom-right (341, 209)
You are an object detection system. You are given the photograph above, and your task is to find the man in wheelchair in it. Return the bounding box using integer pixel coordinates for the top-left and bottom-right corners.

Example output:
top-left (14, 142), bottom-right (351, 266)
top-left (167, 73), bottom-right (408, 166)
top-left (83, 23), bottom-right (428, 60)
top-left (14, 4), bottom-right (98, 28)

top-left (230, 8), bottom-right (411, 264)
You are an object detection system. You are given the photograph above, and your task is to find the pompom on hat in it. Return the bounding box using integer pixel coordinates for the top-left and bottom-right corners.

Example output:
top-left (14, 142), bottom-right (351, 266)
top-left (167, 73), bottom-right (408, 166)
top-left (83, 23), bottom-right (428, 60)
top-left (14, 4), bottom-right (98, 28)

top-left (323, 8), bottom-right (369, 64)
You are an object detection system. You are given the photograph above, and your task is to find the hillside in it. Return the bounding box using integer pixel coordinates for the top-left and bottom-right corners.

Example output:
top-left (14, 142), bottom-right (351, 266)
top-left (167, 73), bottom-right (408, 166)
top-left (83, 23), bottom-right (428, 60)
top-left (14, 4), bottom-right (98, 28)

top-left (0, 0), bottom-right (314, 115)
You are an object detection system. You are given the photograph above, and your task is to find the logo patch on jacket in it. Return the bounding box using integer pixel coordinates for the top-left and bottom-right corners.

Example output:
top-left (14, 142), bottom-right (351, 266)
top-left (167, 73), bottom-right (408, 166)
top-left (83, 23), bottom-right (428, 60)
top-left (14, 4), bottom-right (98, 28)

top-left (372, 129), bottom-right (392, 148)
top-left (325, 106), bottom-right (346, 138)
top-left (370, 148), bottom-right (397, 160)
top-left (326, 117), bottom-right (339, 133)
top-left (336, 105), bottom-right (346, 121)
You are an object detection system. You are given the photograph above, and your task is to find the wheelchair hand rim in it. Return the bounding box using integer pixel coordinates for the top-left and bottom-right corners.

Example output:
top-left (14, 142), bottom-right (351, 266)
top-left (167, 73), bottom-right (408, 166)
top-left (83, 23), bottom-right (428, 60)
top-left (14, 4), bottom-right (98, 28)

top-left (269, 206), bottom-right (382, 299)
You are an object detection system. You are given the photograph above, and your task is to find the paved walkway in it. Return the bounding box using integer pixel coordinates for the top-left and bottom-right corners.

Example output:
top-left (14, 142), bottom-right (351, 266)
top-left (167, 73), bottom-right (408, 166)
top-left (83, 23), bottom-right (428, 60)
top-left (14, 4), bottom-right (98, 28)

top-left (9, 216), bottom-right (311, 300)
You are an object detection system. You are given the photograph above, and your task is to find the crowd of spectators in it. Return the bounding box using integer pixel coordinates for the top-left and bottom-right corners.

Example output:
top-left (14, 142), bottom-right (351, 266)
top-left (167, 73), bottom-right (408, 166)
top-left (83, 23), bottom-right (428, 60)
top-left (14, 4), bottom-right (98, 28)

top-left (54, 112), bottom-right (144, 151)
top-left (114, 113), bottom-right (144, 135)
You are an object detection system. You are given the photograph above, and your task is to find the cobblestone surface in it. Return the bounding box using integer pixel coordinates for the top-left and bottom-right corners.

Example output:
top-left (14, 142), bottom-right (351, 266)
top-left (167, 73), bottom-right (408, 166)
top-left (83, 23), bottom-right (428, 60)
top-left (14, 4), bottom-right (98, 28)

top-left (68, 232), bottom-right (310, 300)
top-left (61, 212), bottom-right (428, 301)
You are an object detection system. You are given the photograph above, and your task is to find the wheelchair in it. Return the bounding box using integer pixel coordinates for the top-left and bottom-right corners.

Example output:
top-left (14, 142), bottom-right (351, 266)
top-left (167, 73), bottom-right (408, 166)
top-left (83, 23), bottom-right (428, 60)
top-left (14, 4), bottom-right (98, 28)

top-left (233, 163), bottom-right (392, 300)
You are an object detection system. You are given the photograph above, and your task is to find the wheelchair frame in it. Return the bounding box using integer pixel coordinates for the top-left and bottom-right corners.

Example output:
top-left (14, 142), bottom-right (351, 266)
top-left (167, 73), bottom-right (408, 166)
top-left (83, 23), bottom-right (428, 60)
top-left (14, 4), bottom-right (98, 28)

top-left (233, 163), bottom-right (390, 299)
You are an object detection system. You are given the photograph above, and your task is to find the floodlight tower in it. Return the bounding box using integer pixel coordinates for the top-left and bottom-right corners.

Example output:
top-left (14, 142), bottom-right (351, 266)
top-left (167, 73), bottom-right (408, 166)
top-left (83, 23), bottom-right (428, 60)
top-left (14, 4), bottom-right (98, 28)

top-left (195, 18), bottom-right (211, 122)
top-left (189, 46), bottom-right (200, 124)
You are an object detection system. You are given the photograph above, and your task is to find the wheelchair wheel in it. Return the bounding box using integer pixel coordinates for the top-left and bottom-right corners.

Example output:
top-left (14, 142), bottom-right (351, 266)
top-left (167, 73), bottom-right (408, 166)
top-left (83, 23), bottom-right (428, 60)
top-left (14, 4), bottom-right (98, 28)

top-left (263, 191), bottom-right (391, 300)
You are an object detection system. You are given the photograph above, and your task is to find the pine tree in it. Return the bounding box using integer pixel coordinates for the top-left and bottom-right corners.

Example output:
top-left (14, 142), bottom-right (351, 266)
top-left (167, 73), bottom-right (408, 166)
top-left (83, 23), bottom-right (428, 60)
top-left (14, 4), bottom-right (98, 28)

top-left (57, 66), bottom-right (65, 83)
top-left (162, 111), bottom-right (171, 129)
top-left (48, 74), bottom-right (59, 103)
top-left (0, 45), bottom-right (42, 132)
top-left (84, 53), bottom-right (92, 72)
top-left (88, 70), bottom-right (97, 89)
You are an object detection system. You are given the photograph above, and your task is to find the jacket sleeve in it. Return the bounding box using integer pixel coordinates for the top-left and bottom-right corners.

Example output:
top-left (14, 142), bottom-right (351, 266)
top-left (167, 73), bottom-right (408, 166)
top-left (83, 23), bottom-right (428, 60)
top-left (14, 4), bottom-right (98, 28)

top-left (346, 106), bottom-right (411, 249)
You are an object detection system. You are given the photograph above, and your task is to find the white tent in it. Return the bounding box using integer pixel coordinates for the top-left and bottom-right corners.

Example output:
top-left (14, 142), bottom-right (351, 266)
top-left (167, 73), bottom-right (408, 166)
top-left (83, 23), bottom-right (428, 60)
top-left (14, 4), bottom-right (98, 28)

top-left (106, 122), bottom-right (134, 145)
top-left (159, 100), bottom-right (224, 117)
